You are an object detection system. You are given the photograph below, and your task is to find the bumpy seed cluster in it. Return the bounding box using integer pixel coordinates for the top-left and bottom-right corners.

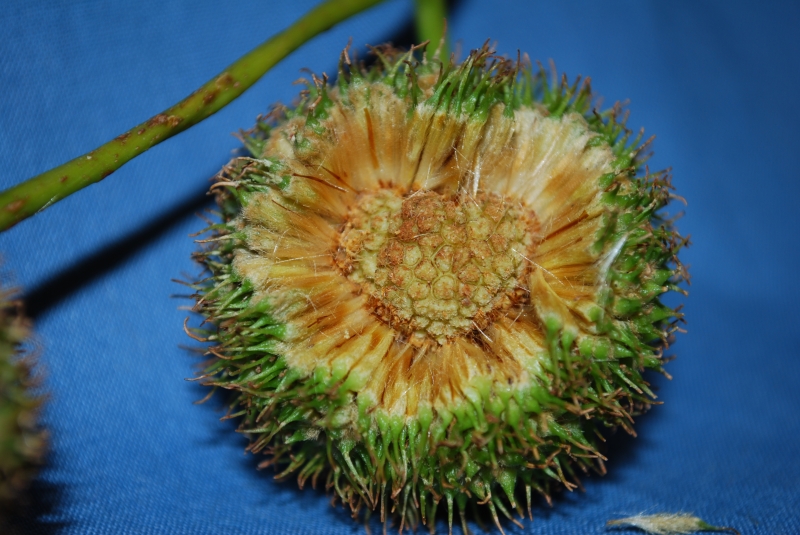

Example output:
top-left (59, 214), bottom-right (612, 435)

top-left (338, 190), bottom-right (536, 343)
top-left (0, 291), bottom-right (45, 507)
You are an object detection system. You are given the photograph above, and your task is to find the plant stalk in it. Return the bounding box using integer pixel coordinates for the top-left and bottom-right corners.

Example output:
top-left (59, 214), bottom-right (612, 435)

top-left (414, 0), bottom-right (449, 60)
top-left (0, 0), bottom-right (384, 232)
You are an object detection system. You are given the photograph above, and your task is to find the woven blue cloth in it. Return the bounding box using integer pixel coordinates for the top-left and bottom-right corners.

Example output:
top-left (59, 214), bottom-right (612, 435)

top-left (1, 1), bottom-right (798, 533)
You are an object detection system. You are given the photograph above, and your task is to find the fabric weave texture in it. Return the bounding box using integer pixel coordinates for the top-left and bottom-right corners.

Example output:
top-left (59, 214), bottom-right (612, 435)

top-left (0, 1), bottom-right (798, 533)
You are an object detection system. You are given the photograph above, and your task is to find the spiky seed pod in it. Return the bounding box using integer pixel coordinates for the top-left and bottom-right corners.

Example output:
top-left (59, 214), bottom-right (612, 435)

top-left (189, 44), bottom-right (687, 533)
top-left (0, 289), bottom-right (45, 507)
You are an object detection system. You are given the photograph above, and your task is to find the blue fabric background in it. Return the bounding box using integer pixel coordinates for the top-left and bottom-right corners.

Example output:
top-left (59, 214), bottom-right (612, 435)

top-left (1, 1), bottom-right (798, 533)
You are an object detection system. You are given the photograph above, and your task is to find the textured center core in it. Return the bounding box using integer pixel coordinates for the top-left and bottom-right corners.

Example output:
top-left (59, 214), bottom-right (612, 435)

top-left (337, 189), bottom-right (536, 343)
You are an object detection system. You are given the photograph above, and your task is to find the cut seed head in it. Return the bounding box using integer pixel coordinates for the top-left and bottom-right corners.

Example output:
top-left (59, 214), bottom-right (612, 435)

top-left (0, 288), bottom-right (46, 509)
top-left (189, 42), bottom-right (687, 532)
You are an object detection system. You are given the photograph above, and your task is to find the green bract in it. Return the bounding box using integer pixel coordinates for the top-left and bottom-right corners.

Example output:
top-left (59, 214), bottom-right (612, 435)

top-left (189, 44), bottom-right (686, 533)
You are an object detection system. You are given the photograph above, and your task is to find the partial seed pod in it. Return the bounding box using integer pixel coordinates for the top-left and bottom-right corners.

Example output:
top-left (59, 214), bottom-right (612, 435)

top-left (189, 43), bottom-right (687, 533)
top-left (0, 288), bottom-right (46, 509)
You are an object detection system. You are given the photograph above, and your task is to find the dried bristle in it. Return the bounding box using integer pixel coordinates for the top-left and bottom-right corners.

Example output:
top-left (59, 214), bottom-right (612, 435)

top-left (607, 513), bottom-right (741, 535)
top-left (190, 43), bottom-right (687, 531)
top-left (0, 290), bottom-right (46, 507)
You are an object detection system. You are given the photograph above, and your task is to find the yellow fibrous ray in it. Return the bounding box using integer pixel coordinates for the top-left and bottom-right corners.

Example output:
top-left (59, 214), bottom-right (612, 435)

top-left (230, 82), bottom-right (616, 417)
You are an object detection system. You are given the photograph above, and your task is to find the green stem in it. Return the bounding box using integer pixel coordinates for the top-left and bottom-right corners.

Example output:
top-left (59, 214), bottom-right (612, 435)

top-left (414, 0), bottom-right (449, 60)
top-left (0, 0), bottom-right (384, 232)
